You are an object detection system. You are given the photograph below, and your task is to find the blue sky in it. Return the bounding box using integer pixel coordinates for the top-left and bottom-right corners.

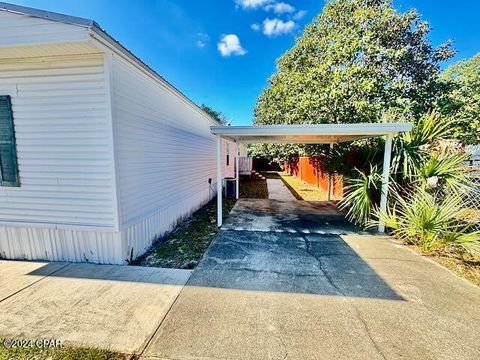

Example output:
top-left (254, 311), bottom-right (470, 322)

top-left (7, 0), bottom-right (480, 125)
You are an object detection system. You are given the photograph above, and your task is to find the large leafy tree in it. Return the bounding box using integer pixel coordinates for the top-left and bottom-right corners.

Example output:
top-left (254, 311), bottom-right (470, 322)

top-left (255, 0), bottom-right (454, 132)
top-left (441, 53), bottom-right (480, 145)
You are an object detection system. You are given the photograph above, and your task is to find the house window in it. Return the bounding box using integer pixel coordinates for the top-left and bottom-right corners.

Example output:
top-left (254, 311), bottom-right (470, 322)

top-left (0, 96), bottom-right (19, 187)
top-left (226, 142), bottom-right (230, 166)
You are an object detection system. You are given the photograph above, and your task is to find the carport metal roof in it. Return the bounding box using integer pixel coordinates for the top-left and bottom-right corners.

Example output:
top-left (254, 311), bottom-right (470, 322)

top-left (210, 122), bottom-right (413, 232)
top-left (210, 123), bottom-right (413, 144)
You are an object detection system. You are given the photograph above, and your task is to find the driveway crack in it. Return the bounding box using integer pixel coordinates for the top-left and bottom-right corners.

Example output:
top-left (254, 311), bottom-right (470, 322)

top-left (354, 308), bottom-right (387, 360)
top-left (302, 235), bottom-right (387, 360)
top-left (302, 236), bottom-right (339, 294)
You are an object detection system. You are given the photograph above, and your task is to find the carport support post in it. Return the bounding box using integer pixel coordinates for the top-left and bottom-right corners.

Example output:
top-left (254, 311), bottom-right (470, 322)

top-left (378, 133), bottom-right (393, 233)
top-left (216, 135), bottom-right (223, 227)
top-left (328, 143), bottom-right (333, 201)
top-left (235, 141), bottom-right (239, 199)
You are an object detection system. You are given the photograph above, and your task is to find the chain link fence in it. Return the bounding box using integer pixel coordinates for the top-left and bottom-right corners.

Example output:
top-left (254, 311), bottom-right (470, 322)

top-left (465, 168), bottom-right (480, 232)
top-left (464, 146), bottom-right (480, 231)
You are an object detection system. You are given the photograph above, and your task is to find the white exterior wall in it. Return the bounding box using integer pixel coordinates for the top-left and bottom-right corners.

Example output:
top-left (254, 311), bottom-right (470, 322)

top-left (110, 54), bottom-right (234, 260)
top-left (0, 10), bottom-right (237, 264)
top-left (0, 54), bottom-right (121, 263)
top-left (0, 11), bottom-right (95, 60)
top-left (0, 11), bottom-right (89, 47)
top-left (0, 55), bottom-right (115, 227)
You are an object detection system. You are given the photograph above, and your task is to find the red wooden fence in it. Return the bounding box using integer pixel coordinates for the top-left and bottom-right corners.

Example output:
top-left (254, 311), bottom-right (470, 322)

top-left (284, 156), bottom-right (343, 200)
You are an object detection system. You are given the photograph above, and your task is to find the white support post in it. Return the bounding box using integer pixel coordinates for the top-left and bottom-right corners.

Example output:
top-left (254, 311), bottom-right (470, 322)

top-left (328, 143), bottom-right (333, 201)
top-left (378, 134), bottom-right (393, 233)
top-left (216, 135), bottom-right (223, 227)
top-left (235, 141), bottom-right (239, 199)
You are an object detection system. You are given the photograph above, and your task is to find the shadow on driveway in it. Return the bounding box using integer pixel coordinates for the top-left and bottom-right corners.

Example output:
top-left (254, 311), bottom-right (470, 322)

top-left (190, 230), bottom-right (404, 300)
top-left (24, 199), bottom-right (403, 301)
top-left (26, 262), bottom-right (190, 285)
top-left (189, 198), bottom-right (403, 300)
top-left (144, 199), bottom-right (480, 360)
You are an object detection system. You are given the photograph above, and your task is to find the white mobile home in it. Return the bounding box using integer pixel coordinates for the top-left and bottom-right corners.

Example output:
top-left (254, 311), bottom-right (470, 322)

top-left (0, 3), bottom-right (242, 264)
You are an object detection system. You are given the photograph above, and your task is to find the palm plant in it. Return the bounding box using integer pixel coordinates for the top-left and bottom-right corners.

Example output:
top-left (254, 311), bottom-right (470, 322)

top-left (339, 166), bottom-right (383, 226)
top-left (340, 110), bottom-right (479, 261)
top-left (375, 188), bottom-right (480, 257)
top-left (341, 110), bottom-right (462, 226)
top-left (416, 150), bottom-right (469, 193)
top-left (391, 111), bottom-right (451, 180)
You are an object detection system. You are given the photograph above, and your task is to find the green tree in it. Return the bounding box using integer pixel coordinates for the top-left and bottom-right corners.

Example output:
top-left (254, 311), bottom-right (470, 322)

top-left (441, 53), bottom-right (480, 144)
top-left (255, 0), bottom-right (453, 132)
top-left (201, 104), bottom-right (229, 125)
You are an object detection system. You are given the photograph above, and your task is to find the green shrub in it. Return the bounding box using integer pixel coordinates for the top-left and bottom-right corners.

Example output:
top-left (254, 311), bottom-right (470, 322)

top-left (416, 150), bottom-right (469, 193)
top-left (339, 109), bottom-right (479, 260)
top-left (341, 110), bottom-right (465, 225)
top-left (375, 188), bottom-right (480, 257)
top-left (339, 166), bottom-right (383, 226)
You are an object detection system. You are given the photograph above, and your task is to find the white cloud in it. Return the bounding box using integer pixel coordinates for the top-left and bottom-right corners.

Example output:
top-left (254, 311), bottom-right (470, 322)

top-left (265, 2), bottom-right (295, 14)
top-left (251, 23), bottom-right (260, 31)
top-left (218, 34), bottom-right (247, 56)
top-left (196, 40), bottom-right (206, 48)
top-left (293, 10), bottom-right (307, 21)
top-left (263, 18), bottom-right (295, 36)
top-left (235, 0), bottom-right (272, 9)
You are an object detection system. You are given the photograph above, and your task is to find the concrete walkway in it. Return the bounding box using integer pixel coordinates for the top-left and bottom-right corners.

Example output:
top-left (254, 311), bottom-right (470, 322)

top-left (266, 178), bottom-right (296, 200)
top-left (0, 261), bottom-right (191, 353)
top-left (144, 199), bottom-right (480, 360)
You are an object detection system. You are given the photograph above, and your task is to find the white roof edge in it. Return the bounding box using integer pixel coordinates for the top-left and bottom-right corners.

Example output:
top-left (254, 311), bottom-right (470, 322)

top-left (0, 2), bottom-right (95, 27)
top-left (0, 1), bottom-right (221, 126)
top-left (211, 123), bottom-right (413, 136)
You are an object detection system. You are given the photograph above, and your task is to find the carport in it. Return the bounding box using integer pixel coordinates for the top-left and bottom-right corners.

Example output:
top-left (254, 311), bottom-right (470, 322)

top-left (211, 123), bottom-right (412, 231)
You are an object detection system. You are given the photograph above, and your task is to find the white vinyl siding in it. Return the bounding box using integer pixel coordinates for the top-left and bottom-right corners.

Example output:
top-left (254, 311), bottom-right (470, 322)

top-left (0, 55), bottom-right (116, 229)
top-left (111, 55), bottom-right (234, 230)
top-left (0, 11), bottom-right (89, 47)
top-left (111, 54), bottom-right (235, 259)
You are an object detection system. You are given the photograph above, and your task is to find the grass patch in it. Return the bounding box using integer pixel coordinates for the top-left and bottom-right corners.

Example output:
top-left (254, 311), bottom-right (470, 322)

top-left (240, 176), bottom-right (268, 199)
top-left (135, 198), bottom-right (236, 269)
top-left (0, 340), bottom-right (129, 360)
top-left (264, 172), bottom-right (328, 201)
top-left (136, 176), bottom-right (268, 269)
top-left (409, 247), bottom-right (480, 287)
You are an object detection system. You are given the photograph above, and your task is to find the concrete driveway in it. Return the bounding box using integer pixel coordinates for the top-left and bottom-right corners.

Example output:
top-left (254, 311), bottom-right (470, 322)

top-left (144, 199), bottom-right (480, 360)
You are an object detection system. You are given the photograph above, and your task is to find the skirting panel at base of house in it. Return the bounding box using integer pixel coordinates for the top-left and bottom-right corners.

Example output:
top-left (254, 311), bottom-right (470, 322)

top-left (122, 187), bottom-right (216, 263)
top-left (0, 226), bottom-right (123, 265)
top-left (0, 187), bottom-right (216, 265)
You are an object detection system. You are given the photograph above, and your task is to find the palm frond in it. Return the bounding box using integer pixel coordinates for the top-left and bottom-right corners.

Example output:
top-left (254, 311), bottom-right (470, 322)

top-left (391, 111), bottom-right (452, 180)
top-left (339, 166), bottom-right (384, 226)
top-left (416, 151), bottom-right (469, 193)
top-left (373, 186), bottom-right (480, 257)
